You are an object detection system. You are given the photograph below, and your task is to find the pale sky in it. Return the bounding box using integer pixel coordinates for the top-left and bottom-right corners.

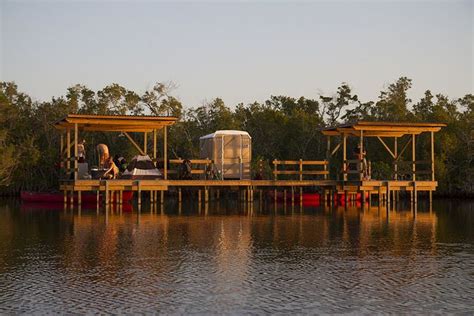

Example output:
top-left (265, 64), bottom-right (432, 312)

top-left (1, 0), bottom-right (473, 109)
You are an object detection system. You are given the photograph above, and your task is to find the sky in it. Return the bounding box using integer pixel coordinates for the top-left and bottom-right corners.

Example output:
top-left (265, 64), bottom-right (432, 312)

top-left (1, 0), bottom-right (472, 109)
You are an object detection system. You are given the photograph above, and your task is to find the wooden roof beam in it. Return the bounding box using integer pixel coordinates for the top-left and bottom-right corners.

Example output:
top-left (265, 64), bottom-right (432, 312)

top-left (377, 136), bottom-right (396, 158)
top-left (123, 132), bottom-right (145, 156)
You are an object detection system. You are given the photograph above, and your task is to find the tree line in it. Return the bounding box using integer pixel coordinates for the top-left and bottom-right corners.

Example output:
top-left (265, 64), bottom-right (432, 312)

top-left (0, 77), bottom-right (472, 196)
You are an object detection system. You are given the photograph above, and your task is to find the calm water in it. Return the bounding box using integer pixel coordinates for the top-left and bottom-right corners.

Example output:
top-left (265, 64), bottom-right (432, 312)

top-left (0, 198), bottom-right (473, 314)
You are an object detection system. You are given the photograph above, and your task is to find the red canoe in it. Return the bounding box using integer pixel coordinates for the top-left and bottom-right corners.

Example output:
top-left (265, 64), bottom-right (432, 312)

top-left (268, 191), bottom-right (321, 205)
top-left (268, 191), bottom-right (369, 205)
top-left (335, 192), bottom-right (369, 201)
top-left (21, 191), bottom-right (134, 204)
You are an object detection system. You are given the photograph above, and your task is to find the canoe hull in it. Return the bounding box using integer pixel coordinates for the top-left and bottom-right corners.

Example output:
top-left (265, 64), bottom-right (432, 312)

top-left (21, 191), bottom-right (134, 204)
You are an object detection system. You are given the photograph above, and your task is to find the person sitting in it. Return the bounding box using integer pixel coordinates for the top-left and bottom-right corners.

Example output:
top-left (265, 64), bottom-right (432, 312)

top-left (77, 139), bottom-right (86, 163)
top-left (102, 157), bottom-right (120, 179)
top-left (117, 157), bottom-right (127, 172)
top-left (179, 159), bottom-right (193, 180)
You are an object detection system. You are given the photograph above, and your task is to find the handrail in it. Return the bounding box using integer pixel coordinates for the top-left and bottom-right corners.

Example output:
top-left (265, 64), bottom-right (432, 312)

top-left (167, 158), bottom-right (214, 179)
top-left (393, 160), bottom-right (432, 165)
top-left (342, 159), bottom-right (371, 180)
top-left (393, 160), bottom-right (432, 180)
top-left (273, 159), bottom-right (329, 180)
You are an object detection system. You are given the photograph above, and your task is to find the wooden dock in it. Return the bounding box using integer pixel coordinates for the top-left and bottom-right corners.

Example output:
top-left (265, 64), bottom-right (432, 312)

top-left (55, 116), bottom-right (444, 208)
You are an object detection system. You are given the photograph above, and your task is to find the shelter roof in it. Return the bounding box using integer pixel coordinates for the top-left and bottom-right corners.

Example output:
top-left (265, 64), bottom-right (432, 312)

top-left (320, 121), bottom-right (446, 137)
top-left (200, 130), bottom-right (251, 140)
top-left (54, 114), bottom-right (177, 132)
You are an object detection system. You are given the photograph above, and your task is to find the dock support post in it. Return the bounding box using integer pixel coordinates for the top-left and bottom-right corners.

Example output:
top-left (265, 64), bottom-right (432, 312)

top-left (178, 188), bottom-right (182, 203)
top-left (413, 182), bottom-right (418, 205)
top-left (63, 190), bottom-right (67, 205)
top-left (378, 186), bottom-right (382, 205)
top-left (70, 188), bottom-right (74, 206)
top-left (386, 182), bottom-right (390, 210)
top-left (160, 191), bottom-right (164, 204)
top-left (299, 187), bottom-right (303, 204)
top-left (274, 188), bottom-right (277, 204)
top-left (105, 181), bottom-right (109, 206)
top-left (137, 181), bottom-right (141, 207)
top-left (78, 191), bottom-right (82, 206)
top-left (284, 189), bottom-right (287, 204)
top-left (198, 189), bottom-right (202, 203)
top-left (291, 186), bottom-right (295, 205)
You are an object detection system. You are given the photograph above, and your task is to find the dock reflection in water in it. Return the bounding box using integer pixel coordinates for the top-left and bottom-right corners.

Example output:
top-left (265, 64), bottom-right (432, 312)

top-left (0, 199), bottom-right (473, 313)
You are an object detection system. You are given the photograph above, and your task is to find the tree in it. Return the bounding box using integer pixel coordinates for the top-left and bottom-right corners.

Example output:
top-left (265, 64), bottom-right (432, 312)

top-left (319, 83), bottom-right (358, 126)
top-left (141, 82), bottom-right (183, 118)
top-left (372, 77), bottom-right (413, 121)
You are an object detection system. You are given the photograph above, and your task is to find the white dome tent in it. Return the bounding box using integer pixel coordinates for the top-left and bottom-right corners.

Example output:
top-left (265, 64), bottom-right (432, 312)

top-left (122, 155), bottom-right (162, 179)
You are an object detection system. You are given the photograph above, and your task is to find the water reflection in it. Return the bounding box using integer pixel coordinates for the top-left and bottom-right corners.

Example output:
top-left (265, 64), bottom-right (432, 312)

top-left (0, 199), bottom-right (473, 313)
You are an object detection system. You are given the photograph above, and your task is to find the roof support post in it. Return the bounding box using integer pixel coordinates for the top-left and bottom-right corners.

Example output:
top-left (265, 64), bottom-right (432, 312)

top-left (412, 134), bottom-right (416, 181)
top-left (163, 126), bottom-right (167, 180)
top-left (431, 131), bottom-right (435, 181)
top-left (60, 133), bottom-right (64, 170)
top-left (394, 137), bottom-right (398, 180)
top-left (326, 136), bottom-right (331, 160)
top-left (359, 130), bottom-right (364, 181)
top-left (66, 128), bottom-right (71, 177)
top-left (144, 132), bottom-right (147, 155)
top-left (325, 136), bottom-right (330, 180)
top-left (74, 123), bottom-right (78, 181)
top-left (343, 133), bottom-right (347, 181)
top-left (153, 129), bottom-right (157, 167)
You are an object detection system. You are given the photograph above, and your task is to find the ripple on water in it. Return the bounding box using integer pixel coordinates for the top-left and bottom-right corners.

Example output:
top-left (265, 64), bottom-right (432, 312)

top-left (0, 201), bottom-right (473, 314)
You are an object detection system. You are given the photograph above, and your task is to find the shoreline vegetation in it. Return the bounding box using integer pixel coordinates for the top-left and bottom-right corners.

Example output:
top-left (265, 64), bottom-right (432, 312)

top-left (0, 78), bottom-right (472, 197)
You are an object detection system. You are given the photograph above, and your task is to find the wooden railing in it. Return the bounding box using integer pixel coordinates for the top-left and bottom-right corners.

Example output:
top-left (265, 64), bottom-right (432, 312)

top-left (343, 159), bottom-right (371, 180)
top-left (167, 158), bottom-right (214, 179)
top-left (273, 159), bottom-right (329, 180)
top-left (393, 160), bottom-right (433, 180)
top-left (60, 156), bottom-right (79, 178)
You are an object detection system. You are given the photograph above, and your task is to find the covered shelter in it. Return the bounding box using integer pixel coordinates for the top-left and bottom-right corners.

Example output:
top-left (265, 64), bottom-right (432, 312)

top-left (321, 121), bottom-right (446, 181)
top-left (321, 121), bottom-right (446, 203)
top-left (55, 114), bottom-right (177, 181)
top-left (54, 114), bottom-right (177, 206)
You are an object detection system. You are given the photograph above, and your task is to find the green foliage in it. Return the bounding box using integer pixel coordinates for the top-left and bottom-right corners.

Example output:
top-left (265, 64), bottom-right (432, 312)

top-left (0, 78), bottom-right (472, 196)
